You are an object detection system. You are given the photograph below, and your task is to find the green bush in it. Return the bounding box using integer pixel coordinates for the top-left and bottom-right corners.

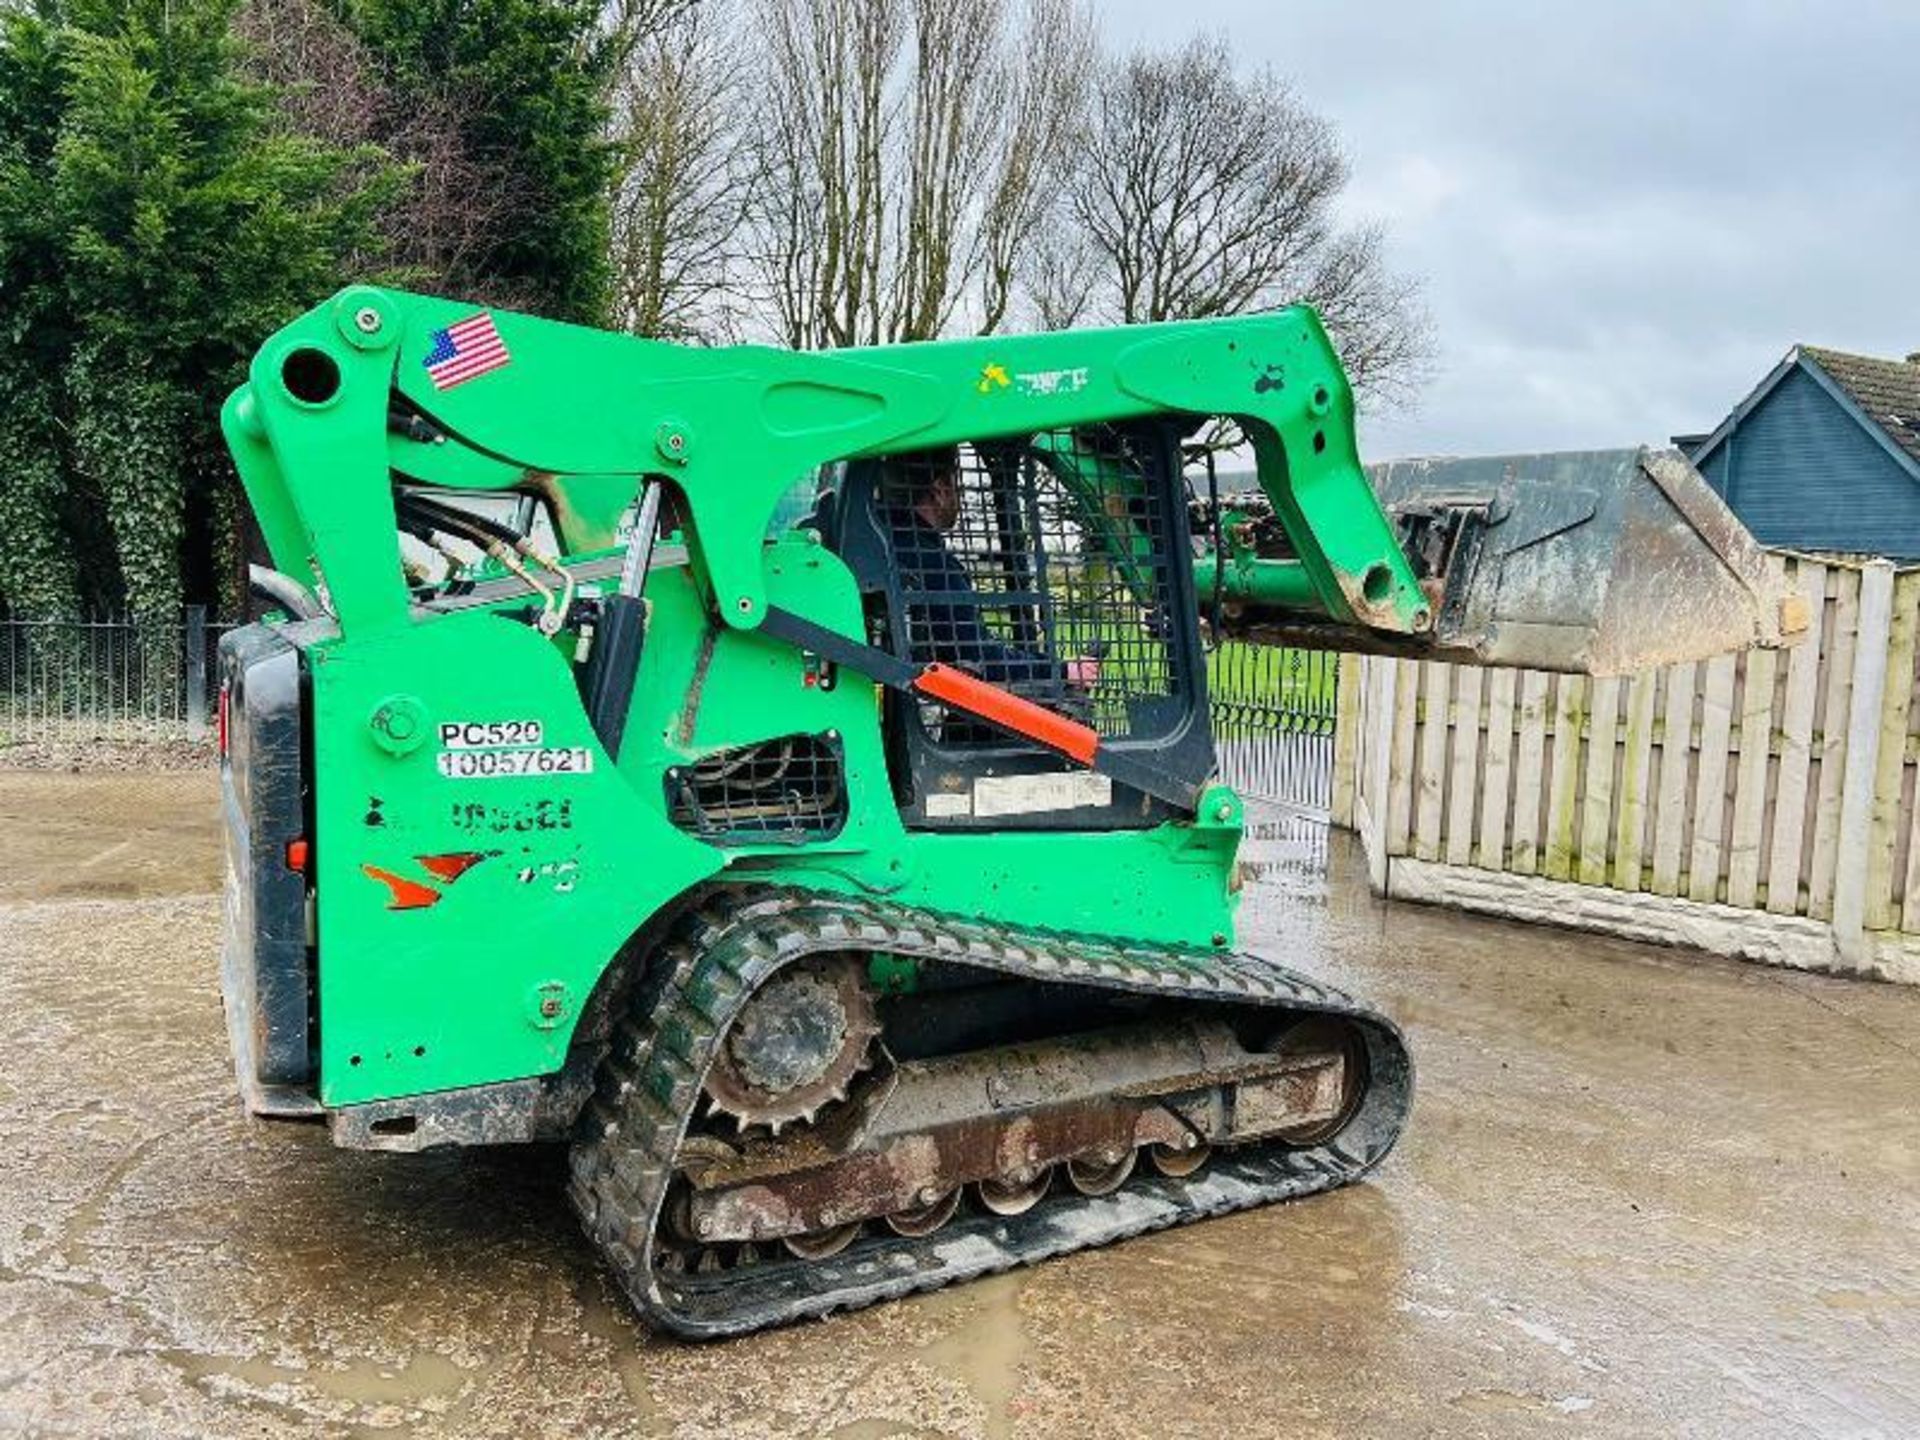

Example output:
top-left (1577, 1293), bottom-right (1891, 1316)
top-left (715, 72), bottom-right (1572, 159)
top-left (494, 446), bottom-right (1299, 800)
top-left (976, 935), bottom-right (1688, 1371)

top-left (0, 0), bottom-right (395, 622)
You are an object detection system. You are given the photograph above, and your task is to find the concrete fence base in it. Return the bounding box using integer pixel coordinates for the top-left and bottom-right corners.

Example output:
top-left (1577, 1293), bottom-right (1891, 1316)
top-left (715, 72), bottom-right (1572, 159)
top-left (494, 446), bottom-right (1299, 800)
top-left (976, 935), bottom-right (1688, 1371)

top-left (1383, 854), bottom-right (1920, 984)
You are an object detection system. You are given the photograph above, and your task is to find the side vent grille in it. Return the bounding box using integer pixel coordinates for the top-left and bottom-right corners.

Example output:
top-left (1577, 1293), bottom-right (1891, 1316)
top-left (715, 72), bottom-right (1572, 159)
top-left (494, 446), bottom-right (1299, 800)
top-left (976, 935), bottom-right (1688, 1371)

top-left (665, 734), bottom-right (847, 844)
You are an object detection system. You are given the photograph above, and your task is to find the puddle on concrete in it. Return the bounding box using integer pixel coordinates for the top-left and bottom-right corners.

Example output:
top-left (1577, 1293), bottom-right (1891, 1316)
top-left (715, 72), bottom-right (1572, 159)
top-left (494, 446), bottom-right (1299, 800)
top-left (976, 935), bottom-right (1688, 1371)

top-left (165, 1348), bottom-right (468, 1409)
top-left (910, 1274), bottom-right (1027, 1440)
top-left (1235, 805), bottom-right (1332, 887)
top-left (571, 1267), bottom-right (668, 1427)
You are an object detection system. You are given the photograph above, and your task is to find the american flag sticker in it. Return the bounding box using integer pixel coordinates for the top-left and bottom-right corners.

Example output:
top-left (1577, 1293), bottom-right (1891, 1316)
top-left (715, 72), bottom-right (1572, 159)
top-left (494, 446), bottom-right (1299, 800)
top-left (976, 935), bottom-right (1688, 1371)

top-left (422, 312), bottom-right (511, 390)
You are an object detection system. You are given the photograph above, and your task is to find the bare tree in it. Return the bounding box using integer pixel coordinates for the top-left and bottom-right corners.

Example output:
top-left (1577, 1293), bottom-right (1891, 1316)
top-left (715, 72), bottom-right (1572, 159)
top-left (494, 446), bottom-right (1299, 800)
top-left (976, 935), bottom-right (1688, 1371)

top-left (1061, 36), bottom-right (1432, 401)
top-left (889, 0), bottom-right (1003, 340)
top-left (1026, 209), bottom-right (1101, 332)
top-left (743, 0), bottom-right (1092, 348)
top-left (974, 0), bottom-right (1093, 333)
top-left (750, 0), bottom-right (901, 347)
top-left (236, 0), bottom-right (535, 307)
top-left (607, 1), bottom-right (751, 340)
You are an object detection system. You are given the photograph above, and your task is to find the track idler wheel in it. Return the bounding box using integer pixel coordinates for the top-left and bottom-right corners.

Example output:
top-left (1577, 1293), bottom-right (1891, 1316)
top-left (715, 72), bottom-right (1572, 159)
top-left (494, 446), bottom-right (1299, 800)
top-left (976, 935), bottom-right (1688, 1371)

top-left (975, 1169), bottom-right (1052, 1217)
top-left (1267, 1018), bottom-right (1366, 1146)
top-left (1066, 1149), bottom-right (1137, 1196)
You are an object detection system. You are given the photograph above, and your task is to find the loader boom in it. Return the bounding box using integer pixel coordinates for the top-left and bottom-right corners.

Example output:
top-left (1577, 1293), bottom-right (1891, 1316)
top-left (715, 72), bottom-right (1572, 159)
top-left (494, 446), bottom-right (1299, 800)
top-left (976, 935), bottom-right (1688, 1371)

top-left (228, 287), bottom-right (1432, 641)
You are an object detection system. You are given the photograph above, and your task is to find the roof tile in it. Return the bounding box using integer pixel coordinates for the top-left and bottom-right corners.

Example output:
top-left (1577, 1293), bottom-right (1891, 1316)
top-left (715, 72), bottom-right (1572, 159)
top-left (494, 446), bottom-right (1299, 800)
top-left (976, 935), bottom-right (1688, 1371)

top-left (1800, 346), bottom-right (1920, 468)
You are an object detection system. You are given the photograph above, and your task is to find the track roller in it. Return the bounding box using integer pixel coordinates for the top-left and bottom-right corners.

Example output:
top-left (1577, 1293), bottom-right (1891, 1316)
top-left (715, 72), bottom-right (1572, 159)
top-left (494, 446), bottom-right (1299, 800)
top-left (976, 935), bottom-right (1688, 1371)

top-left (886, 1188), bottom-right (962, 1237)
top-left (1149, 1140), bottom-right (1211, 1178)
top-left (782, 1223), bottom-right (861, 1260)
top-left (1066, 1149), bottom-right (1137, 1196)
top-left (975, 1169), bottom-right (1051, 1216)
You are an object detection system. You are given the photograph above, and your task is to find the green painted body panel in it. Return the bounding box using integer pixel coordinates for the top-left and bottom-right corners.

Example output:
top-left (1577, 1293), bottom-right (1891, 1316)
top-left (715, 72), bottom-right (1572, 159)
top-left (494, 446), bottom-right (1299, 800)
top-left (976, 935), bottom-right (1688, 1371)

top-left (305, 611), bottom-right (721, 1106)
top-left (223, 287), bottom-right (1416, 1111)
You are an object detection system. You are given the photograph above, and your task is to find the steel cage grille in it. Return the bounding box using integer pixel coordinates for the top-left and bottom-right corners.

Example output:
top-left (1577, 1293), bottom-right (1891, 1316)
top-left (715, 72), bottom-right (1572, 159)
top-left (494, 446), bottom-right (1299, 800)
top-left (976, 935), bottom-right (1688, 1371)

top-left (877, 429), bottom-right (1188, 750)
top-left (664, 734), bottom-right (848, 843)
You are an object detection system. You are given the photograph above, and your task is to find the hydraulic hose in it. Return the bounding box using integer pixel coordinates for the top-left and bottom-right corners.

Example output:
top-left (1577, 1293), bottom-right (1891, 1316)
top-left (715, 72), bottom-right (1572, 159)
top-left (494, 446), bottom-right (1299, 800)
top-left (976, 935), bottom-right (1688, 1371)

top-left (248, 565), bottom-right (326, 621)
top-left (395, 492), bottom-right (574, 633)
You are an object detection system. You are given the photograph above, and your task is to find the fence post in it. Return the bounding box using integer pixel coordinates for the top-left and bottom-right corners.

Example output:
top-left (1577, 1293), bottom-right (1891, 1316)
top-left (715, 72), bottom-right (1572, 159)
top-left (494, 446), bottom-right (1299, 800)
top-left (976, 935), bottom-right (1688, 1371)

top-left (185, 606), bottom-right (208, 741)
top-left (1365, 656), bottom-right (1397, 893)
top-left (1329, 652), bottom-right (1361, 828)
top-left (1833, 560), bottom-right (1895, 970)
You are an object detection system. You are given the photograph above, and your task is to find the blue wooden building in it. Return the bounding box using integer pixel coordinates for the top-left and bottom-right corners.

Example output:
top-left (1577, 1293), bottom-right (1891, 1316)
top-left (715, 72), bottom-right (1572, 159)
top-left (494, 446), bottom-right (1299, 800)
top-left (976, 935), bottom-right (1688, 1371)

top-left (1679, 346), bottom-right (1920, 559)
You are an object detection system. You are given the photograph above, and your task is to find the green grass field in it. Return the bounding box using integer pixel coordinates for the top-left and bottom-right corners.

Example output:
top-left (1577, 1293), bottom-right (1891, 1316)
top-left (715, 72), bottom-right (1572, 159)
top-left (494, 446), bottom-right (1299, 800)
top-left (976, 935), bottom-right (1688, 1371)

top-left (1206, 641), bottom-right (1338, 713)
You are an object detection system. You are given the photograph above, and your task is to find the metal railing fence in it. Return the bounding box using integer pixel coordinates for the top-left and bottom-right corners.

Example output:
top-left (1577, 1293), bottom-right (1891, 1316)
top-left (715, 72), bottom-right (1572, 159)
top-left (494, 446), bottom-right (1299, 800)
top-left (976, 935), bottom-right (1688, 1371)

top-left (0, 610), bottom-right (234, 745)
top-left (1208, 642), bottom-right (1339, 814)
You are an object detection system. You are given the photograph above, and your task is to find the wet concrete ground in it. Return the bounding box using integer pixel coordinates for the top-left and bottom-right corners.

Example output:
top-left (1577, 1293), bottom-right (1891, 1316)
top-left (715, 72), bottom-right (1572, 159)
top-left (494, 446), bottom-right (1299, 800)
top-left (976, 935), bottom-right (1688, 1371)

top-left (2, 771), bottom-right (1917, 1437)
top-left (0, 769), bottom-right (220, 903)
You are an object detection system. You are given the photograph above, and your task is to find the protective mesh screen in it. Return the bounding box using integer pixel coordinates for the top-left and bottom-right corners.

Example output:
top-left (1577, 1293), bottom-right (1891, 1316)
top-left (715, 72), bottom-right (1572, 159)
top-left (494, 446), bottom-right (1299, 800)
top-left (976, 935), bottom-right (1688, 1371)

top-left (665, 735), bottom-right (846, 843)
top-left (878, 429), bottom-right (1184, 747)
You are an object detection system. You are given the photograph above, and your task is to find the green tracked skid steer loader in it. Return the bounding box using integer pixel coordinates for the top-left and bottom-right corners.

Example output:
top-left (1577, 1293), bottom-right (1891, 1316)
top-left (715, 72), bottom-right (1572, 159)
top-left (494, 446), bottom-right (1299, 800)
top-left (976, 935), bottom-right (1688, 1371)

top-left (216, 287), bottom-right (1797, 1337)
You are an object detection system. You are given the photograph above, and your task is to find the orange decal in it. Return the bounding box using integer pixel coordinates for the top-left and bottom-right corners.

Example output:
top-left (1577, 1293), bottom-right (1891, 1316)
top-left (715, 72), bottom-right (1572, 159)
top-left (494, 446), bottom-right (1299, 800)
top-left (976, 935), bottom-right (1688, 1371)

top-left (416, 851), bottom-right (489, 883)
top-left (362, 864), bottom-right (442, 911)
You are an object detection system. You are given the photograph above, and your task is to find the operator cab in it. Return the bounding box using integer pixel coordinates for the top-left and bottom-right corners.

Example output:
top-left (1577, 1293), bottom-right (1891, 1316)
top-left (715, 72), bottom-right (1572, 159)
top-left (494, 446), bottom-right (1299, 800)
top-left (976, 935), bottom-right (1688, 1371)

top-left (821, 423), bottom-right (1216, 829)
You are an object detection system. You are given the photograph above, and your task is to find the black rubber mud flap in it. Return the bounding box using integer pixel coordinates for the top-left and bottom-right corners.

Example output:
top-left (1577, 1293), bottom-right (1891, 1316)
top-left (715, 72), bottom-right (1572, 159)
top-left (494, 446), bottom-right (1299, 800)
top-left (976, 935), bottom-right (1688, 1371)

top-left (581, 592), bottom-right (647, 759)
top-left (569, 888), bottom-right (1413, 1339)
top-left (219, 622), bottom-right (322, 1117)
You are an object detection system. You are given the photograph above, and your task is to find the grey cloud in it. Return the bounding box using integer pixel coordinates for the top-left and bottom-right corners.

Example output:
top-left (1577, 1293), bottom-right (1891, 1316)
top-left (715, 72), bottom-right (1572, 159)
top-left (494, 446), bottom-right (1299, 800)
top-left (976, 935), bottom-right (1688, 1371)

top-left (1094, 0), bottom-right (1920, 457)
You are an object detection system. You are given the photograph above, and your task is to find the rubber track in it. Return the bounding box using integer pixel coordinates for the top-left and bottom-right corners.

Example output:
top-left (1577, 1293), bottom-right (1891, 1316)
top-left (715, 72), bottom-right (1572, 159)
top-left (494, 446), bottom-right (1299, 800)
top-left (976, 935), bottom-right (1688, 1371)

top-left (568, 887), bottom-right (1413, 1339)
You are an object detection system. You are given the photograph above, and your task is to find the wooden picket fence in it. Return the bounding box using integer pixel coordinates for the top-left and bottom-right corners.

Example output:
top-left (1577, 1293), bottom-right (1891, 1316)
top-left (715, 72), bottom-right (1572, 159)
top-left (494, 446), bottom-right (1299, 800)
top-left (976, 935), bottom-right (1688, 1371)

top-left (1332, 554), bottom-right (1920, 982)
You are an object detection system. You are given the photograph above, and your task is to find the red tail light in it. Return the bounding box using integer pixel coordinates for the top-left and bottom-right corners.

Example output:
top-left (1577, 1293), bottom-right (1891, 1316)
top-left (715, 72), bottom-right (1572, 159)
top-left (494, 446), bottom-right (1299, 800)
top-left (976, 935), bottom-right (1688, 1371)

top-left (217, 681), bottom-right (231, 757)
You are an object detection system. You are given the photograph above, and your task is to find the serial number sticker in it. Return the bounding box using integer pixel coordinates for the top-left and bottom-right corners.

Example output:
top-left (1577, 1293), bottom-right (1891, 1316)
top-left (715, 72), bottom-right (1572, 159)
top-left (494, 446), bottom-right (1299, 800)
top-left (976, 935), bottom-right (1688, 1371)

top-left (440, 719), bottom-right (544, 749)
top-left (436, 746), bottom-right (592, 779)
top-left (972, 771), bottom-right (1111, 818)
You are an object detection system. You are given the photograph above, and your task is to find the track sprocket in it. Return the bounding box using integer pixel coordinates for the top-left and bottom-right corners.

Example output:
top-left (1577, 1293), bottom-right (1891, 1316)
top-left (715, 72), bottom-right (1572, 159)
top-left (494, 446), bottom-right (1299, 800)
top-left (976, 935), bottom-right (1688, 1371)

top-left (700, 955), bottom-right (877, 1134)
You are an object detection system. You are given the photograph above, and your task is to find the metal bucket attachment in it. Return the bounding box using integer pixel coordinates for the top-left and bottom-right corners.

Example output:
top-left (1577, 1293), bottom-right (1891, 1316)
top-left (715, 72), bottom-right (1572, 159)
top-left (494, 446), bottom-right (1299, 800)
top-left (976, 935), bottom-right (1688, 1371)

top-left (1360, 447), bottom-right (1805, 675)
top-left (1205, 447), bottom-right (1803, 675)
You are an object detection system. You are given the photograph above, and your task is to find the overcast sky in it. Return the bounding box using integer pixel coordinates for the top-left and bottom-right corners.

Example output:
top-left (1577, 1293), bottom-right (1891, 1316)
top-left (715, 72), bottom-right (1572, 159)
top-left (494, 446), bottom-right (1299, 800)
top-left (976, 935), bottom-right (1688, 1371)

top-left (1097, 0), bottom-right (1920, 460)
